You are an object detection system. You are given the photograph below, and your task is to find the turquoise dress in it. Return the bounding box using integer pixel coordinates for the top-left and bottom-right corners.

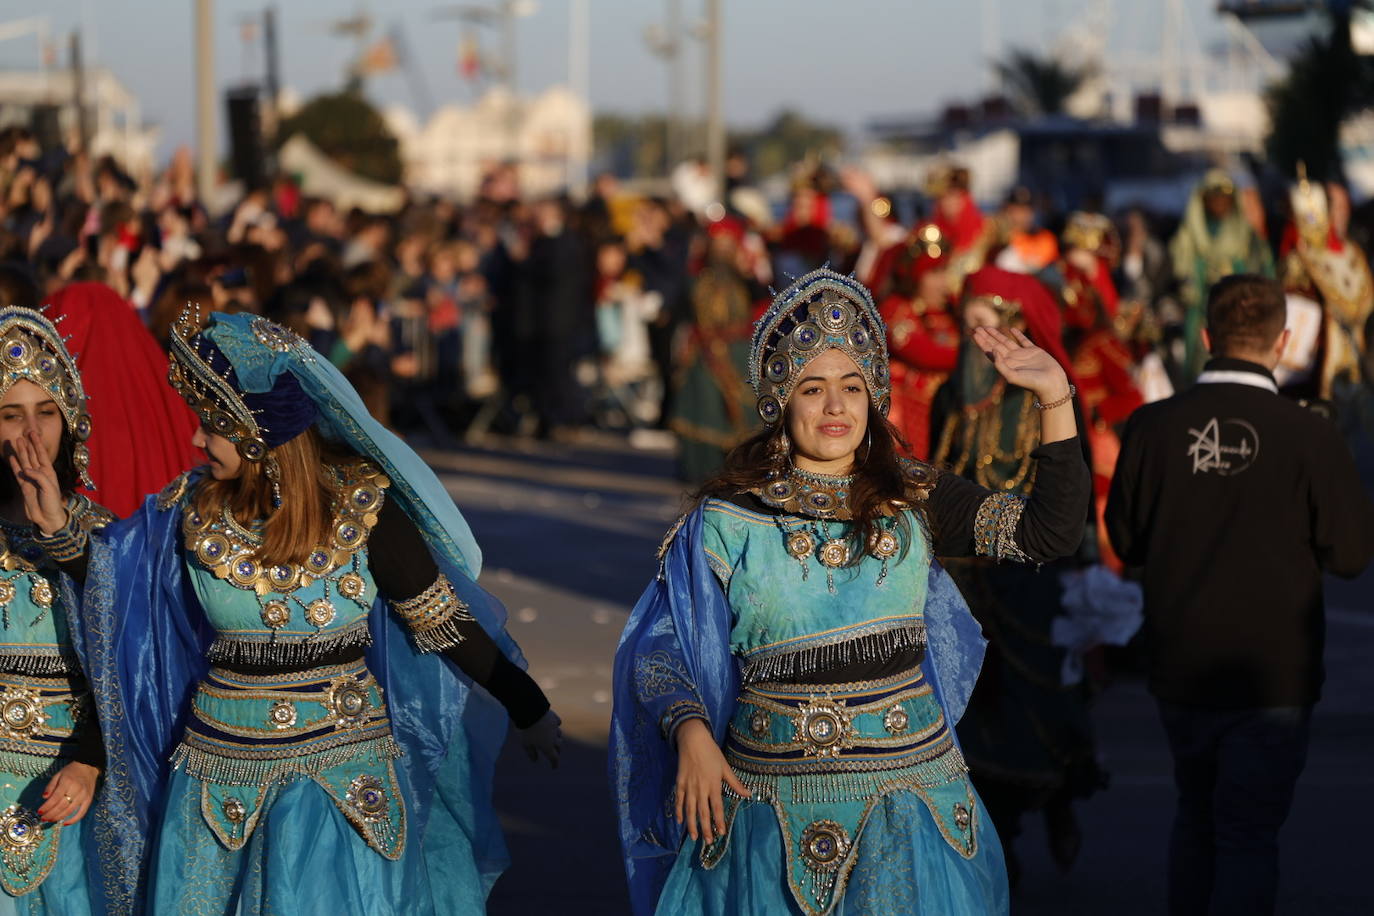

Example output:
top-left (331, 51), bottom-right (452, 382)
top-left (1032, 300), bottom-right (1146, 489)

top-left (0, 497), bottom-right (113, 916)
top-left (656, 497), bottom-right (1005, 916)
top-left (612, 440), bottom-right (1091, 915)
top-left (146, 462), bottom-right (487, 915)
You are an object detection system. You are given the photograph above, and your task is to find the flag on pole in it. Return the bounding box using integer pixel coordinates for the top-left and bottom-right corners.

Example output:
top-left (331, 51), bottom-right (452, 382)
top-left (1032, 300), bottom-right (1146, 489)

top-left (459, 32), bottom-right (482, 81)
top-left (355, 36), bottom-right (398, 76)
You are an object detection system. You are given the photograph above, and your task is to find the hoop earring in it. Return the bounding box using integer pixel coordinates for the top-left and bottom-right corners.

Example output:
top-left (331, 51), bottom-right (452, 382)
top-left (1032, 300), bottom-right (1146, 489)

top-left (772, 430), bottom-right (792, 464)
top-left (858, 429), bottom-right (873, 468)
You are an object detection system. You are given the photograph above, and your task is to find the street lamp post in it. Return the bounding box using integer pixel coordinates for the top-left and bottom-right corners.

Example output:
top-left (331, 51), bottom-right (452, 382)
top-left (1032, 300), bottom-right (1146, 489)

top-left (195, 0), bottom-right (217, 202)
top-left (704, 0), bottom-right (723, 203)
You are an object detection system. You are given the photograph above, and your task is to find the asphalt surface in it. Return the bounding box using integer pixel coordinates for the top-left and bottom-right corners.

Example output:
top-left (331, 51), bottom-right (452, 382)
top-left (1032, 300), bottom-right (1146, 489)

top-left (423, 431), bottom-right (1374, 915)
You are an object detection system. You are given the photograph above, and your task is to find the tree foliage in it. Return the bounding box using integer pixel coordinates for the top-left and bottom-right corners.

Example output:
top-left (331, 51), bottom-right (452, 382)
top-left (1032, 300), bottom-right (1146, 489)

top-left (274, 90), bottom-right (403, 186)
top-left (996, 48), bottom-right (1093, 117)
top-left (731, 110), bottom-right (843, 179)
top-left (592, 109), bottom-right (842, 179)
top-left (1266, 7), bottom-right (1374, 182)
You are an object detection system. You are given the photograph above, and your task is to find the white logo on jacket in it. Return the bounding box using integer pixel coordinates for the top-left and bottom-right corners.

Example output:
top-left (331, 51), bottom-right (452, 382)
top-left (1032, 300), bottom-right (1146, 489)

top-left (1186, 418), bottom-right (1260, 476)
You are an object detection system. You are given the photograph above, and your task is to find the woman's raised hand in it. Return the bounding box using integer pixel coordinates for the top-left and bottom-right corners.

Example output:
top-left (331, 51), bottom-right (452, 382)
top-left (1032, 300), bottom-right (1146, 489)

top-left (6, 429), bottom-right (67, 536)
top-left (673, 718), bottom-right (750, 844)
top-left (972, 326), bottom-right (1071, 404)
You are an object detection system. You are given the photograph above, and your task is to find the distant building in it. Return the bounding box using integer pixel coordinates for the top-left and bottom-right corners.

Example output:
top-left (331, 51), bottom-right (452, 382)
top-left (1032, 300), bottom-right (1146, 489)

top-left (384, 86), bottom-right (591, 201)
top-left (0, 67), bottom-right (160, 178)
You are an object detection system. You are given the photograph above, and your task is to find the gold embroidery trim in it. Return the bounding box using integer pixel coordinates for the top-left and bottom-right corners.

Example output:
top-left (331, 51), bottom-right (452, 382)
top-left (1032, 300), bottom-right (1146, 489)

top-left (390, 574), bottom-right (475, 653)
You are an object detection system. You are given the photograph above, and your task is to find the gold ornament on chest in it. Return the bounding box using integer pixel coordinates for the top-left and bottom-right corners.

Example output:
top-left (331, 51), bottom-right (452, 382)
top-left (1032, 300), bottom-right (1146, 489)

top-left (785, 531), bottom-right (816, 560)
top-left (182, 461), bottom-right (389, 599)
top-left (816, 539), bottom-right (851, 569)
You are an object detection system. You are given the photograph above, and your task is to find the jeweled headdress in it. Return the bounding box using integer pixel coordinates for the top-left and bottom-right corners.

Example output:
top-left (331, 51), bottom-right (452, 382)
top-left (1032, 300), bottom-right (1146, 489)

top-left (749, 268), bottom-right (890, 424)
top-left (167, 305), bottom-right (317, 462)
top-left (1061, 211), bottom-right (1117, 258)
top-left (0, 307), bottom-right (94, 489)
top-left (1289, 161), bottom-right (1330, 252)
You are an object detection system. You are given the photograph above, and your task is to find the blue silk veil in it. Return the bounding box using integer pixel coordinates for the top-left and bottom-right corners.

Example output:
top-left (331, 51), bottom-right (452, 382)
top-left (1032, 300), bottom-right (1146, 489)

top-left (608, 504), bottom-right (987, 916)
top-left (69, 312), bottom-right (519, 915)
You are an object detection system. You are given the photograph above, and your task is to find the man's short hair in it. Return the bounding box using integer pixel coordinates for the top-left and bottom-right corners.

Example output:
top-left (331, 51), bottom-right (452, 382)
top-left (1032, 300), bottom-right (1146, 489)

top-left (1206, 275), bottom-right (1286, 356)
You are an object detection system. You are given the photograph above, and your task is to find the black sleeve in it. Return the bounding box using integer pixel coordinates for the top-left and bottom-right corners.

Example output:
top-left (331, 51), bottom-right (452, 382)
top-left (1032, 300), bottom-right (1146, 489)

top-left (929, 436), bottom-right (1091, 562)
top-left (1307, 419), bottom-right (1374, 578)
top-left (368, 497), bottom-right (550, 728)
top-left (55, 553), bottom-right (88, 585)
top-left (71, 707), bottom-right (105, 770)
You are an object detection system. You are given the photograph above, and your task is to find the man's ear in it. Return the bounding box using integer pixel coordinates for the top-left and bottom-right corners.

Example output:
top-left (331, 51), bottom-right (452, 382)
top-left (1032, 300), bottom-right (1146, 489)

top-left (1201, 327), bottom-right (1212, 354)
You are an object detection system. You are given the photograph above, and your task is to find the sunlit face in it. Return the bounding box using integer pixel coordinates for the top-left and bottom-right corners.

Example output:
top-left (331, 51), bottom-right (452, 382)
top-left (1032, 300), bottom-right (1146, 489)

top-left (785, 349), bottom-right (869, 473)
top-left (0, 380), bottom-right (63, 467)
top-left (191, 424), bottom-right (243, 480)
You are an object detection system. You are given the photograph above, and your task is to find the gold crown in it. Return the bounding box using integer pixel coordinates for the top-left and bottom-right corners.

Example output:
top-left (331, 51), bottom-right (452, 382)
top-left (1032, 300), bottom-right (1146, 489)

top-left (0, 308), bottom-right (93, 489)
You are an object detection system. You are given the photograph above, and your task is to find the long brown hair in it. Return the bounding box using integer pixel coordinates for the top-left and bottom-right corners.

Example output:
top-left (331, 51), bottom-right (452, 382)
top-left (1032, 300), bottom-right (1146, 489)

top-left (694, 402), bottom-right (933, 564)
top-left (192, 426), bottom-right (354, 566)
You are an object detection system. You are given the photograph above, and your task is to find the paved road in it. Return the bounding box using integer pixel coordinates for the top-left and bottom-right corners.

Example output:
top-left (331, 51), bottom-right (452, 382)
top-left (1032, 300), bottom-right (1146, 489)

top-left (424, 433), bottom-right (1374, 915)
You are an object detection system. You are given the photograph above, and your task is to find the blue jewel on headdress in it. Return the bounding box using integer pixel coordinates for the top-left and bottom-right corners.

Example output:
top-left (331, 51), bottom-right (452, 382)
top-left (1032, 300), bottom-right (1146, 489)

top-left (8, 345), bottom-right (23, 360)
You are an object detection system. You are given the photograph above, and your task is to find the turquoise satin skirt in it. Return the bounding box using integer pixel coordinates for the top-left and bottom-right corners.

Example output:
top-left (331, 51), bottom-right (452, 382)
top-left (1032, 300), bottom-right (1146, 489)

top-left (149, 768), bottom-right (485, 916)
top-left (0, 817), bottom-right (92, 916)
top-left (656, 788), bottom-right (1009, 916)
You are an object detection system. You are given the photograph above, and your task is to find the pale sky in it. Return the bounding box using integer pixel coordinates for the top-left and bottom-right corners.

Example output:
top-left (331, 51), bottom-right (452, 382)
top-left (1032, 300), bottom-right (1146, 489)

top-left (0, 0), bottom-right (1233, 161)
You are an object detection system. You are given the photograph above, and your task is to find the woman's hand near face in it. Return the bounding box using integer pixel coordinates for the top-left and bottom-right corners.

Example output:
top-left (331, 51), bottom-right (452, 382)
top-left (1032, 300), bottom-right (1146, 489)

top-left (674, 718), bottom-right (750, 844)
top-left (38, 761), bottom-right (99, 825)
top-left (7, 429), bottom-right (67, 535)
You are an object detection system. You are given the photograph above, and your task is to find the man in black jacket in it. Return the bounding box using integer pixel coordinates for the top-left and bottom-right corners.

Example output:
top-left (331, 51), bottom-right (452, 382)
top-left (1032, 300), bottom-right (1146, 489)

top-left (1106, 274), bottom-right (1374, 916)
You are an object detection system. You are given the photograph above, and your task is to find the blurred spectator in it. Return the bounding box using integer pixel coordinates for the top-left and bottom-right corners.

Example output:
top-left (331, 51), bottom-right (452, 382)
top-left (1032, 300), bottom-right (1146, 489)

top-left (1168, 170), bottom-right (1274, 383)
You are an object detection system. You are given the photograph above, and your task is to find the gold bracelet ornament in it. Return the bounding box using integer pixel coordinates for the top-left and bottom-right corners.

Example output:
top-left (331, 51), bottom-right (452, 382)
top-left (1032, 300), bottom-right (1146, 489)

top-left (1032, 384), bottom-right (1076, 411)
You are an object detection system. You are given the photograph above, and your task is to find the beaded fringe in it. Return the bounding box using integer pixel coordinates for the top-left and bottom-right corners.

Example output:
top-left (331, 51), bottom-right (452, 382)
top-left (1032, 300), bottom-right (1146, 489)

top-left (206, 624), bottom-right (372, 668)
top-left (0, 651), bottom-right (80, 677)
top-left (171, 734), bottom-right (403, 788)
top-left (741, 623), bottom-right (927, 686)
top-left (728, 747), bottom-right (967, 806)
top-left (409, 616), bottom-right (469, 654)
top-left (0, 749), bottom-right (67, 780)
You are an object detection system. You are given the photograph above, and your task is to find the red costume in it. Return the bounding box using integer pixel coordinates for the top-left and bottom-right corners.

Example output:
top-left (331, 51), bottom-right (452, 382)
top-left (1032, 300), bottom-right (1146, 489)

top-left (46, 283), bottom-right (202, 517)
top-left (877, 225), bottom-right (960, 458)
top-left (1058, 229), bottom-right (1143, 571)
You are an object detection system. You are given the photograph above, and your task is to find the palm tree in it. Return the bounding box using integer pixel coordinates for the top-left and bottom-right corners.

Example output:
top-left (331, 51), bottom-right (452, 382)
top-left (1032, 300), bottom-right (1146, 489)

top-left (995, 48), bottom-right (1094, 118)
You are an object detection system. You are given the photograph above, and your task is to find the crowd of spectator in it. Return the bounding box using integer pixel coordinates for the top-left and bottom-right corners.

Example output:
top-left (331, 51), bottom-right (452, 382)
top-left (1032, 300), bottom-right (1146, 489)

top-left (2, 125), bottom-right (1371, 483)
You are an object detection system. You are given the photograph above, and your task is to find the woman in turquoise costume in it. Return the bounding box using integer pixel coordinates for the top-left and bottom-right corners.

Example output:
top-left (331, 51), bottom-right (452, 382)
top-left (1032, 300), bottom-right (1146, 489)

top-left (29, 308), bottom-right (561, 915)
top-left (610, 268), bottom-right (1090, 915)
top-left (0, 307), bottom-right (114, 914)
